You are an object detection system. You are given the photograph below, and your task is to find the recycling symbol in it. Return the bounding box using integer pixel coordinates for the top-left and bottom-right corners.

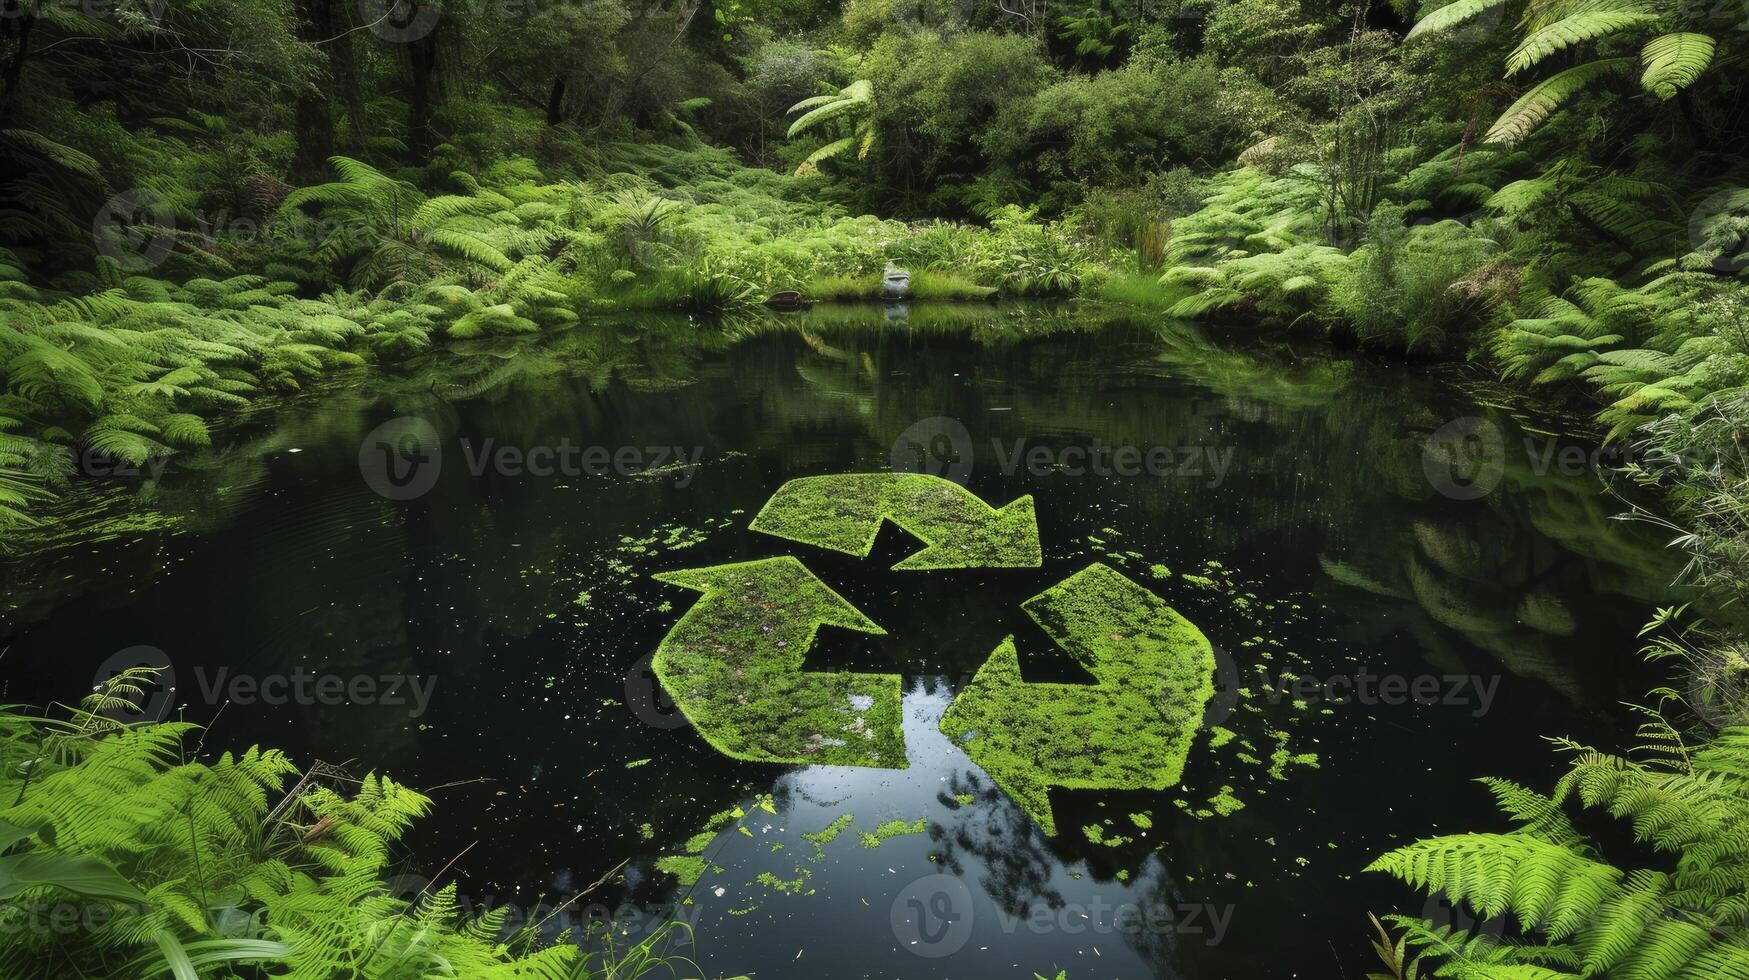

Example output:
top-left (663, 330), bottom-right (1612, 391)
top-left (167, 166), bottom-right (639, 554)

top-left (652, 473), bottom-right (1216, 835)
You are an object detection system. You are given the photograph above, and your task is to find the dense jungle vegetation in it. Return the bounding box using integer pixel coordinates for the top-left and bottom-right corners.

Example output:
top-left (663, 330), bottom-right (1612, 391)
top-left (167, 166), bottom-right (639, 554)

top-left (3, 0), bottom-right (1749, 975)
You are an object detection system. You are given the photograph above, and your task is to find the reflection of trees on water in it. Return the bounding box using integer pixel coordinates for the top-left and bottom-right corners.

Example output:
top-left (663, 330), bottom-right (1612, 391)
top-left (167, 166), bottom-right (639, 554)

top-left (767, 312), bottom-right (1680, 706)
top-left (935, 769), bottom-right (1067, 918)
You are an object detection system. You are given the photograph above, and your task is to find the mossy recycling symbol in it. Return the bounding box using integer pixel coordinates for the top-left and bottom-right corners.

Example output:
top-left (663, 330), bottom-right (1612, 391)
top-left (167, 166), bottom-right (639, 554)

top-left (652, 473), bottom-right (1216, 836)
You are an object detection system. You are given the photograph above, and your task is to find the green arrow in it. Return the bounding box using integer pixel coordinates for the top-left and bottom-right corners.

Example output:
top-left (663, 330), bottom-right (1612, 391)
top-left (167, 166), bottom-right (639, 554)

top-left (749, 473), bottom-right (1041, 570)
top-left (651, 556), bottom-right (906, 768)
top-left (938, 563), bottom-right (1215, 835)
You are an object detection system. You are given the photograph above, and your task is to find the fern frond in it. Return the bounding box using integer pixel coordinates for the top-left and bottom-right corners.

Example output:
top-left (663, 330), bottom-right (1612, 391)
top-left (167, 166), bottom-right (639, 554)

top-left (1486, 60), bottom-right (1634, 145)
top-left (1639, 33), bottom-right (1716, 99)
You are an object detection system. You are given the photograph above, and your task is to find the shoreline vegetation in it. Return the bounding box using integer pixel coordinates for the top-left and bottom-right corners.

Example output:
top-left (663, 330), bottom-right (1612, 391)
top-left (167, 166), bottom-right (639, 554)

top-left (3, 0), bottom-right (1748, 974)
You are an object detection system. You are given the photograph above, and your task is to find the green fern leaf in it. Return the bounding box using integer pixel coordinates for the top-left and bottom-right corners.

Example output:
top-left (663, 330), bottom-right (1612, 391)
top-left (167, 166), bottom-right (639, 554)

top-left (1505, 9), bottom-right (1659, 77)
top-left (1639, 33), bottom-right (1716, 99)
top-left (1407, 0), bottom-right (1512, 39)
top-left (1486, 60), bottom-right (1635, 145)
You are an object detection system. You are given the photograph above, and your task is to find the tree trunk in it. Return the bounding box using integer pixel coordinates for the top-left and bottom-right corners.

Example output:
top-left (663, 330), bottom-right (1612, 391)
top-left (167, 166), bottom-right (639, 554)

top-left (407, 27), bottom-right (441, 165)
top-left (0, 3), bottom-right (35, 126)
top-left (545, 74), bottom-right (567, 127)
top-left (289, 0), bottom-right (336, 185)
top-left (329, 5), bottom-right (368, 147)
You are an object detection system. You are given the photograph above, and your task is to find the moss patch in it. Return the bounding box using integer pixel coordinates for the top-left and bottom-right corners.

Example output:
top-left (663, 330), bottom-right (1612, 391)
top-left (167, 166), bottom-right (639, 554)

top-left (652, 557), bottom-right (904, 767)
top-left (859, 817), bottom-right (928, 848)
top-left (749, 473), bottom-right (1040, 570)
top-left (939, 563), bottom-right (1216, 835)
top-left (800, 813), bottom-right (856, 861)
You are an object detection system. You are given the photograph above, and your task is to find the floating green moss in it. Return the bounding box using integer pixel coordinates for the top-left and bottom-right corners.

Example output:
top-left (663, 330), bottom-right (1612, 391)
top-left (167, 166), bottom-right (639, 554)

top-left (1082, 822), bottom-right (1134, 847)
top-left (753, 869), bottom-right (814, 894)
top-left (748, 473), bottom-right (1040, 570)
top-left (1209, 786), bottom-right (1246, 816)
top-left (655, 855), bottom-right (709, 885)
top-left (858, 817), bottom-right (927, 848)
top-left (801, 813), bottom-right (856, 860)
top-left (652, 557), bottom-right (904, 767)
top-left (940, 563), bottom-right (1216, 835)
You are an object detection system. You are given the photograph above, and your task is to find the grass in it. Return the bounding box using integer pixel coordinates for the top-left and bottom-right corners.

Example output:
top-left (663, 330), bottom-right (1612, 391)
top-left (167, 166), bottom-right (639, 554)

top-left (1095, 271), bottom-right (1193, 312)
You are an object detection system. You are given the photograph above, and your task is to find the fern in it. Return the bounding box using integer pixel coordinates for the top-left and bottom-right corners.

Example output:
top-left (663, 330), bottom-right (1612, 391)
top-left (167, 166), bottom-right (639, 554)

top-left (1504, 8), bottom-right (1659, 77)
top-left (0, 678), bottom-right (726, 978)
top-left (1406, 0), bottom-right (1514, 39)
top-left (1640, 32), bottom-right (1716, 99)
top-left (1375, 710), bottom-right (1749, 978)
top-left (1486, 60), bottom-right (1635, 145)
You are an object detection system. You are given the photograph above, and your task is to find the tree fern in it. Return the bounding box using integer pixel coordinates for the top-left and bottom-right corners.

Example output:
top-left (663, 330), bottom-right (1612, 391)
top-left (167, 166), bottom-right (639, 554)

top-left (1504, 8), bottom-right (1659, 77)
top-left (1486, 60), bottom-right (1635, 145)
top-left (1640, 33), bottom-right (1716, 99)
top-left (1406, 0), bottom-right (1514, 39)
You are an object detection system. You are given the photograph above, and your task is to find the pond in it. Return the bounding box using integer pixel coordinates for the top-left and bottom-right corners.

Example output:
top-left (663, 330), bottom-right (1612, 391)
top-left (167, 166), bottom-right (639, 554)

top-left (1, 302), bottom-right (1681, 979)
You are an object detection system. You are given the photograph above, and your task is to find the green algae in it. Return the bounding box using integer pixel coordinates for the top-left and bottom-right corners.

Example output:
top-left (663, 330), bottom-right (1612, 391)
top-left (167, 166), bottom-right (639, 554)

top-left (858, 817), bottom-right (927, 848)
top-left (939, 562), bottom-right (1216, 835)
top-left (653, 796), bottom-right (775, 886)
top-left (655, 855), bottom-right (711, 885)
top-left (1082, 822), bottom-right (1134, 847)
top-left (748, 472), bottom-right (1041, 570)
top-left (753, 869), bottom-right (814, 894)
top-left (652, 556), bottom-right (904, 767)
top-left (801, 813), bottom-right (856, 861)
top-left (1209, 786), bottom-right (1246, 816)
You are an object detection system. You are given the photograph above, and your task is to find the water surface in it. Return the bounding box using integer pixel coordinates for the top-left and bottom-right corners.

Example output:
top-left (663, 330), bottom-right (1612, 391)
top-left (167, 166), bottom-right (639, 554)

top-left (2, 303), bottom-right (1678, 978)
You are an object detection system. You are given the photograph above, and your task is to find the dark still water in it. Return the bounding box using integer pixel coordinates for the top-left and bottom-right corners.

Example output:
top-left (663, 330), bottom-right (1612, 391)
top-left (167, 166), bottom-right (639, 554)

top-left (2, 303), bottom-right (1680, 979)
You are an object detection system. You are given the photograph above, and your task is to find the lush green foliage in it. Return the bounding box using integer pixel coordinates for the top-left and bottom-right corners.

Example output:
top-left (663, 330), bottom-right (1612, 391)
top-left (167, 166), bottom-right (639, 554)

top-left (7, 0), bottom-right (1749, 970)
top-left (0, 672), bottom-right (713, 977)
